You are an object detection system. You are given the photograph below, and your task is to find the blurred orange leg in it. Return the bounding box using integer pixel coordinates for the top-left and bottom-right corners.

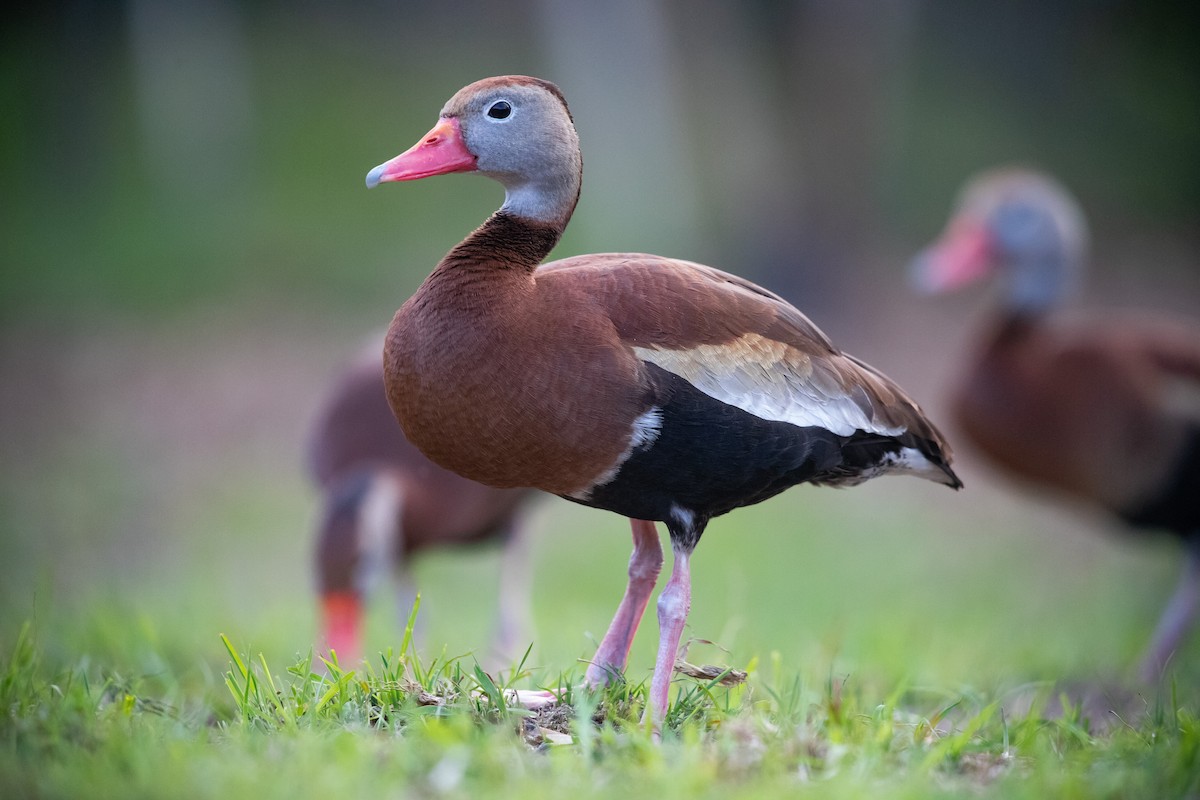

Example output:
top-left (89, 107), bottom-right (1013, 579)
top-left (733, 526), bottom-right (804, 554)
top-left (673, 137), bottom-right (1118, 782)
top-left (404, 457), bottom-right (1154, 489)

top-left (321, 591), bottom-right (363, 664)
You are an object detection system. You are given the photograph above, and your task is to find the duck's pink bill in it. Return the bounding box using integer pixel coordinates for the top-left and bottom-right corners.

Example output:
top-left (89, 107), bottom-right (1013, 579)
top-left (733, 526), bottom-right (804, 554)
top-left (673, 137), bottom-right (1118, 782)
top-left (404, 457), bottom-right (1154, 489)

top-left (910, 218), bottom-right (994, 294)
top-left (366, 117), bottom-right (477, 187)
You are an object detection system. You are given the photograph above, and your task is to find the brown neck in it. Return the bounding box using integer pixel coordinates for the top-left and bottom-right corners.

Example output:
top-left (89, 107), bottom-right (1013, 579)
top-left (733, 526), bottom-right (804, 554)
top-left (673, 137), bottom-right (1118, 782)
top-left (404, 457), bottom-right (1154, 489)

top-left (996, 305), bottom-right (1042, 336)
top-left (443, 211), bottom-right (563, 273)
top-left (978, 311), bottom-right (1040, 362)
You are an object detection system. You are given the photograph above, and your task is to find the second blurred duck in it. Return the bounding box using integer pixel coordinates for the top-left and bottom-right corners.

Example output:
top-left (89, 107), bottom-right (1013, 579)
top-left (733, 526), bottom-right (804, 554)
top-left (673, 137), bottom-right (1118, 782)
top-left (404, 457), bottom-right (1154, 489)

top-left (307, 336), bottom-right (539, 665)
top-left (913, 167), bottom-right (1200, 681)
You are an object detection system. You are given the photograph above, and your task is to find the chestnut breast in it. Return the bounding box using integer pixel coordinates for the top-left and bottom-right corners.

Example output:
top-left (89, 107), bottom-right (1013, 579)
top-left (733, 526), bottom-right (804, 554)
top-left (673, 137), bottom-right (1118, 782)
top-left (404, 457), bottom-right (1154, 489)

top-left (384, 262), bottom-right (649, 496)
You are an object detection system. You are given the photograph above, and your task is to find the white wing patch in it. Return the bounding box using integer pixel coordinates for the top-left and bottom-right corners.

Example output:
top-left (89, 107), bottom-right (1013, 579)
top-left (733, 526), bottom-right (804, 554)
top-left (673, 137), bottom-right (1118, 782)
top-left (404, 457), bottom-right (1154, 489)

top-left (634, 334), bottom-right (904, 437)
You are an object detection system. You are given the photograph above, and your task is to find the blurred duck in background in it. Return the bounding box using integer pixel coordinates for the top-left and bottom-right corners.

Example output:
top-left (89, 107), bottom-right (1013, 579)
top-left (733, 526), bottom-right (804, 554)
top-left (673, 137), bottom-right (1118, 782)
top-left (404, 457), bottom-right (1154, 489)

top-left (307, 336), bottom-right (537, 666)
top-left (912, 168), bottom-right (1200, 681)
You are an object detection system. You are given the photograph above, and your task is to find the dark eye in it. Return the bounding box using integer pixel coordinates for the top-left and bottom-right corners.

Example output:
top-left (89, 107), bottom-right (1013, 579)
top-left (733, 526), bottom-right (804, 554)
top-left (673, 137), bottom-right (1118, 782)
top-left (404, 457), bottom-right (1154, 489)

top-left (487, 101), bottom-right (512, 120)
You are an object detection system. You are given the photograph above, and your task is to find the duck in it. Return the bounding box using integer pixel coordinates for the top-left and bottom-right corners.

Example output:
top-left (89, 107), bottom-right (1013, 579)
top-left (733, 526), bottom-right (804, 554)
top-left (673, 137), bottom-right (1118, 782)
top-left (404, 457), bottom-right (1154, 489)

top-left (366, 75), bottom-right (961, 731)
top-left (307, 335), bottom-right (536, 665)
top-left (911, 167), bottom-right (1200, 681)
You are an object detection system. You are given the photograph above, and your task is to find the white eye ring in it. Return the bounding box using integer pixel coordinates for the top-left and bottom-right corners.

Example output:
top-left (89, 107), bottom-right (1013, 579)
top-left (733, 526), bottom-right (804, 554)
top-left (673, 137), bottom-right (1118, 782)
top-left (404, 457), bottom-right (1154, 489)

top-left (486, 100), bottom-right (513, 121)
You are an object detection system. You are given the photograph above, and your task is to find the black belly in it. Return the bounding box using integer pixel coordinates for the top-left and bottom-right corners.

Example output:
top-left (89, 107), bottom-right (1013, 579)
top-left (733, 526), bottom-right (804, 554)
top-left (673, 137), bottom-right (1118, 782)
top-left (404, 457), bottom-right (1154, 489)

top-left (1121, 423), bottom-right (1200, 540)
top-left (565, 364), bottom-right (911, 543)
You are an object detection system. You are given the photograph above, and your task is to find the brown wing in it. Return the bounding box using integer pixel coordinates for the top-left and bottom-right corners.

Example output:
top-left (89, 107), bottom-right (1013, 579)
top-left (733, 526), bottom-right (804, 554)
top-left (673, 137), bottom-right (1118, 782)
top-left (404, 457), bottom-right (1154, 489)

top-left (1132, 313), bottom-right (1200, 384)
top-left (538, 254), bottom-right (954, 455)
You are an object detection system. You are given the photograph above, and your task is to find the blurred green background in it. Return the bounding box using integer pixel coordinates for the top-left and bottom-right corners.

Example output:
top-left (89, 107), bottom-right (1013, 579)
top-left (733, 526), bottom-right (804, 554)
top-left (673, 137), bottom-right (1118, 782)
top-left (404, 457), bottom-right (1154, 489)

top-left (1, 1), bottom-right (1197, 689)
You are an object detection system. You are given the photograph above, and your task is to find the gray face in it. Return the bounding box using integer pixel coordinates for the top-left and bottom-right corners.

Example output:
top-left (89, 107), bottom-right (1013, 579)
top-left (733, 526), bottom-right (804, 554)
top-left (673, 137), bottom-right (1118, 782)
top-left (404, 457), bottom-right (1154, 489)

top-left (958, 170), bottom-right (1088, 272)
top-left (441, 79), bottom-right (582, 224)
top-left (992, 199), bottom-right (1064, 264)
top-left (959, 169), bottom-right (1089, 311)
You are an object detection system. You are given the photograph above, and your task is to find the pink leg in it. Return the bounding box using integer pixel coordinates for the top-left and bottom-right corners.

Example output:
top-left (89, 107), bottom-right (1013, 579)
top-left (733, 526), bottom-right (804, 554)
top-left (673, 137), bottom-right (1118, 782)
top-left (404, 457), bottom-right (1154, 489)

top-left (585, 519), bottom-right (664, 687)
top-left (645, 543), bottom-right (692, 735)
top-left (1139, 545), bottom-right (1200, 683)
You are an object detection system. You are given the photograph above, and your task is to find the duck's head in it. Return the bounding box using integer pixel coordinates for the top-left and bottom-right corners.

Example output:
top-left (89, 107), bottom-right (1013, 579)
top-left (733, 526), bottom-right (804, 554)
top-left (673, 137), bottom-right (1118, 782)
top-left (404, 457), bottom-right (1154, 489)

top-left (366, 76), bottom-right (582, 227)
top-left (911, 168), bottom-right (1088, 313)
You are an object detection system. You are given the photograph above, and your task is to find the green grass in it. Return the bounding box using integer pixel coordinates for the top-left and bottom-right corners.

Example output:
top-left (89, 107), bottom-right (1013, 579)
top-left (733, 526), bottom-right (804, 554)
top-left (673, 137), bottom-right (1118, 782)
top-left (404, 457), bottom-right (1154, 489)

top-left (3, 612), bottom-right (1199, 799)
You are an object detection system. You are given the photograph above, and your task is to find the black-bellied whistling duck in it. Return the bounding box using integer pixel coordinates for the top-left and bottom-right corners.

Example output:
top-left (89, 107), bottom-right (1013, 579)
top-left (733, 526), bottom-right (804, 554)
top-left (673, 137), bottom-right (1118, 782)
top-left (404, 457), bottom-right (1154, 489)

top-left (365, 75), bottom-right (961, 731)
top-left (307, 336), bottom-right (536, 664)
top-left (912, 168), bottom-right (1200, 681)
